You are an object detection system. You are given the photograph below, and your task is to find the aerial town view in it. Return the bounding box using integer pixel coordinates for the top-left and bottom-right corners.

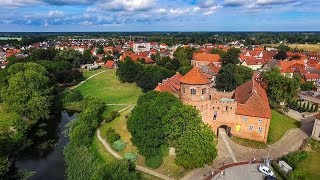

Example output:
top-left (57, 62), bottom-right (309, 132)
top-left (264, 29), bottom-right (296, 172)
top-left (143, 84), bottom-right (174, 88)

top-left (0, 1), bottom-right (320, 180)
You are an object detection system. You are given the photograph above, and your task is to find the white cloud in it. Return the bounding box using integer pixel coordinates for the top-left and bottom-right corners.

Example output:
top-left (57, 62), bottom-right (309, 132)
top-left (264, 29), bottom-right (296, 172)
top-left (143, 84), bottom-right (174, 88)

top-left (0, 0), bottom-right (39, 7)
top-left (256, 0), bottom-right (297, 5)
top-left (48, 11), bottom-right (65, 18)
top-left (97, 0), bottom-right (156, 11)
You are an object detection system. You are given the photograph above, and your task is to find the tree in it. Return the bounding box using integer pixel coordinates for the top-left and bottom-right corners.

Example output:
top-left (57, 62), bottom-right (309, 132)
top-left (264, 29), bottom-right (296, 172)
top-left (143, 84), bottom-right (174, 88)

top-left (216, 64), bottom-right (253, 92)
top-left (83, 49), bottom-right (94, 64)
top-left (116, 57), bottom-right (143, 83)
top-left (273, 51), bottom-right (287, 60)
top-left (210, 48), bottom-right (225, 56)
top-left (0, 156), bottom-right (10, 177)
top-left (127, 92), bottom-right (181, 157)
top-left (54, 49), bottom-right (85, 68)
top-left (175, 124), bottom-right (217, 169)
top-left (221, 47), bottom-right (241, 65)
top-left (300, 81), bottom-right (315, 91)
top-left (173, 47), bottom-right (194, 66)
top-left (261, 68), bottom-right (300, 108)
top-left (96, 45), bottom-right (104, 55)
top-left (135, 65), bottom-right (174, 92)
top-left (178, 66), bottom-right (192, 76)
top-left (28, 48), bottom-right (57, 61)
top-left (277, 44), bottom-right (290, 51)
top-left (1, 62), bottom-right (53, 121)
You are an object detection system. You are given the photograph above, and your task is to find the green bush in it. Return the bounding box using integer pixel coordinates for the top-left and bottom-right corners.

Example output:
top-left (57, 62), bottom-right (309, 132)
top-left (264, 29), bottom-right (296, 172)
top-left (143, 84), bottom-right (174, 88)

top-left (160, 144), bottom-right (169, 157)
top-left (145, 155), bottom-right (163, 169)
top-left (105, 128), bottom-right (120, 143)
top-left (105, 111), bottom-right (120, 123)
top-left (290, 169), bottom-right (306, 180)
top-left (124, 152), bottom-right (137, 163)
top-left (63, 90), bottom-right (83, 103)
top-left (284, 150), bottom-right (309, 168)
top-left (271, 161), bottom-right (289, 180)
top-left (112, 140), bottom-right (126, 152)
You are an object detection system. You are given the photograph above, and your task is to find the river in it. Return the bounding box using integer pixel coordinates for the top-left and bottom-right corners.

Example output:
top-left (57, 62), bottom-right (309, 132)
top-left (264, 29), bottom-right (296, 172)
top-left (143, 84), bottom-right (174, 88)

top-left (15, 111), bottom-right (75, 180)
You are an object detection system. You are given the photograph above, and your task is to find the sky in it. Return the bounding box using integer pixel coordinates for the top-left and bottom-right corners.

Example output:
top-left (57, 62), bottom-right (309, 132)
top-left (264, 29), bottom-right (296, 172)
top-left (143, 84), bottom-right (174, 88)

top-left (0, 0), bottom-right (319, 32)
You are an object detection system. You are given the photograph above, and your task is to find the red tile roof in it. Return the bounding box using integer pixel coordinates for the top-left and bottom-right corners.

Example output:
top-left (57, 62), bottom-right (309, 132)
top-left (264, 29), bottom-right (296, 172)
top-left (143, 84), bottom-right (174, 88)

top-left (234, 80), bottom-right (271, 119)
top-left (304, 73), bottom-right (320, 79)
top-left (193, 53), bottom-right (221, 63)
top-left (277, 60), bottom-right (305, 73)
top-left (105, 60), bottom-right (115, 68)
top-left (179, 66), bottom-right (210, 85)
top-left (154, 72), bottom-right (182, 93)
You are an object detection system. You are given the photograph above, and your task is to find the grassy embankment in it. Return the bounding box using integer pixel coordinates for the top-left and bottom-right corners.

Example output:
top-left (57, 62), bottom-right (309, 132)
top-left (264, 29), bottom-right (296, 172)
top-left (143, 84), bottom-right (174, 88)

top-left (77, 68), bottom-right (170, 179)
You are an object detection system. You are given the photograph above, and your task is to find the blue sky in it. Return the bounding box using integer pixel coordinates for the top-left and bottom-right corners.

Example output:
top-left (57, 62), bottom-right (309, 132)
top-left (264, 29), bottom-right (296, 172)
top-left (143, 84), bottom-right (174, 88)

top-left (0, 0), bottom-right (319, 32)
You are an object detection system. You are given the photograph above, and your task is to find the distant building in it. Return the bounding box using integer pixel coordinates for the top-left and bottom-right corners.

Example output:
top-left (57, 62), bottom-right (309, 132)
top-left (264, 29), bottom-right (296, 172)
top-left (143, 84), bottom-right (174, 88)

top-left (191, 53), bottom-right (222, 67)
top-left (133, 42), bottom-right (151, 53)
top-left (105, 60), bottom-right (117, 69)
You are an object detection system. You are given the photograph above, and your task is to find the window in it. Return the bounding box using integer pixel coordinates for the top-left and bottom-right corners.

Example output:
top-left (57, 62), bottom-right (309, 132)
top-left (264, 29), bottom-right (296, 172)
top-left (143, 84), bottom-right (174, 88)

top-left (258, 127), bottom-right (263, 133)
top-left (213, 111), bottom-right (217, 120)
top-left (191, 88), bottom-right (196, 95)
top-left (226, 106), bottom-right (229, 111)
top-left (182, 87), bottom-right (185, 93)
top-left (258, 119), bottom-right (263, 124)
top-left (243, 116), bottom-right (247, 122)
top-left (249, 125), bottom-right (254, 131)
top-left (202, 88), bottom-right (206, 94)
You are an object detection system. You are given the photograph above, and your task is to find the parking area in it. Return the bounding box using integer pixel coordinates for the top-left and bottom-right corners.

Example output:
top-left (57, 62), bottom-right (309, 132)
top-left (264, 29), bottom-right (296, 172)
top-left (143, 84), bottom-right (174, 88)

top-left (212, 163), bottom-right (266, 180)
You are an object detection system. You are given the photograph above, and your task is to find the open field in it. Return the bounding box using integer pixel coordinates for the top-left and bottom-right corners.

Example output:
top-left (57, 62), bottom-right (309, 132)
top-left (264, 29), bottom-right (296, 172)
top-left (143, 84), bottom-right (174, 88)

top-left (299, 140), bottom-right (320, 179)
top-left (82, 68), bottom-right (106, 79)
top-left (100, 108), bottom-right (188, 179)
top-left (268, 110), bottom-right (301, 144)
top-left (265, 43), bottom-right (320, 52)
top-left (76, 69), bottom-right (142, 113)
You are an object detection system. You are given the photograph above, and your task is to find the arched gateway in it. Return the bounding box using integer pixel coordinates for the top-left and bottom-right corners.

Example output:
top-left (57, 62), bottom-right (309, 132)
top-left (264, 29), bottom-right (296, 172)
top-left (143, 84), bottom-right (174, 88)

top-left (217, 125), bottom-right (231, 137)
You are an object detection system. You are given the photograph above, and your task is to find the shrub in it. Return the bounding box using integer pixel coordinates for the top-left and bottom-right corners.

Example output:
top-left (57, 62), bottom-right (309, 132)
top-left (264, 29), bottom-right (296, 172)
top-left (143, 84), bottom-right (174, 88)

top-left (160, 144), bottom-right (169, 157)
top-left (271, 162), bottom-right (289, 180)
top-left (112, 140), bottom-right (126, 152)
top-left (291, 169), bottom-right (306, 180)
top-left (105, 111), bottom-right (120, 123)
top-left (105, 128), bottom-right (120, 143)
top-left (63, 90), bottom-right (83, 103)
top-left (145, 155), bottom-right (163, 169)
top-left (124, 152), bottom-right (137, 163)
top-left (284, 150), bottom-right (309, 168)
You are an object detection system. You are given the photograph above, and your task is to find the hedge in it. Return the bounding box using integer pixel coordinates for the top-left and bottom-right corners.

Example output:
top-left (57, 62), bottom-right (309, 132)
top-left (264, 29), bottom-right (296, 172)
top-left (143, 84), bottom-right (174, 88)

top-left (105, 128), bottom-right (120, 143)
top-left (105, 111), bottom-right (120, 123)
top-left (145, 155), bottom-right (163, 169)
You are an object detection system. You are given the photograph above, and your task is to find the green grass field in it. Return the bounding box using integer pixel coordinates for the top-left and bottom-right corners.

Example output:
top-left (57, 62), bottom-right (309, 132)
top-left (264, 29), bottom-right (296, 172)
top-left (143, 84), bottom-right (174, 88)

top-left (76, 69), bottom-right (142, 113)
top-left (267, 110), bottom-right (301, 144)
top-left (299, 140), bottom-right (320, 179)
top-left (265, 43), bottom-right (320, 52)
top-left (82, 68), bottom-right (106, 79)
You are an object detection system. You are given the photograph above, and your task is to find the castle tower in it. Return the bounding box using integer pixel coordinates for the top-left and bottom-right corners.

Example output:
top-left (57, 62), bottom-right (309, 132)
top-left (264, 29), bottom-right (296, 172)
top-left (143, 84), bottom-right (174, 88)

top-left (179, 66), bottom-right (211, 103)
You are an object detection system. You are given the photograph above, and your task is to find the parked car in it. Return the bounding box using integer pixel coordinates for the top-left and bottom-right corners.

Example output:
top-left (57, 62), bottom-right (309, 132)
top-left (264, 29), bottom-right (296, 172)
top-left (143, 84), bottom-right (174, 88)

top-left (305, 91), bottom-right (315, 96)
top-left (258, 165), bottom-right (275, 177)
top-left (264, 175), bottom-right (277, 180)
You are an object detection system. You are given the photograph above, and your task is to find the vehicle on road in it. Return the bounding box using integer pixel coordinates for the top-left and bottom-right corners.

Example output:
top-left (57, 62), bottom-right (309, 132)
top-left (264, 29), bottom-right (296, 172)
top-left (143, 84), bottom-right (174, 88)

top-left (264, 175), bottom-right (277, 180)
top-left (305, 91), bottom-right (315, 96)
top-left (258, 165), bottom-right (275, 177)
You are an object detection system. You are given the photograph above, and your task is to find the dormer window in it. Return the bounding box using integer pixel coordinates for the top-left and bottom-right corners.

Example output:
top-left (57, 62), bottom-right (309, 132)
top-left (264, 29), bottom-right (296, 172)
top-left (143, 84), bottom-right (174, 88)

top-left (191, 88), bottom-right (196, 95)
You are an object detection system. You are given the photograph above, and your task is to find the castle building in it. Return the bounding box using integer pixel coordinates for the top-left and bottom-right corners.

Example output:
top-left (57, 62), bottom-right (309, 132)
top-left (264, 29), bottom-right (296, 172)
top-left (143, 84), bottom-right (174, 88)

top-left (155, 66), bottom-right (272, 142)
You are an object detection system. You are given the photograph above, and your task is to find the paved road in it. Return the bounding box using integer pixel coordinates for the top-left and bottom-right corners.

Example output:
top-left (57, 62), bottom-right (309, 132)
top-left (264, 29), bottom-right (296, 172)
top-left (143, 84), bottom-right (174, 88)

top-left (299, 93), bottom-right (320, 104)
top-left (219, 128), bottom-right (237, 163)
top-left (212, 164), bottom-right (264, 180)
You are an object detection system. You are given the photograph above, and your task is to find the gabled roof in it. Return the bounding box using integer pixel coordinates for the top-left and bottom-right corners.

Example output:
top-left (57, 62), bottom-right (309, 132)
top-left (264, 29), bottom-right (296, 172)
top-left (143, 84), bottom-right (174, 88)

top-left (105, 60), bottom-right (115, 68)
top-left (179, 66), bottom-right (210, 85)
top-left (155, 72), bottom-right (182, 93)
top-left (234, 80), bottom-right (271, 119)
top-left (304, 73), bottom-right (320, 79)
top-left (193, 53), bottom-right (221, 63)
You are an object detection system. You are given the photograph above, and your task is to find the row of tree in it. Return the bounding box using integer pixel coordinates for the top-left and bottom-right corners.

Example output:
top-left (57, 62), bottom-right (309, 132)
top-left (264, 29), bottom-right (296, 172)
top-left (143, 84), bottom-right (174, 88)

top-left (288, 100), bottom-right (318, 113)
top-left (116, 57), bottom-right (175, 92)
top-left (127, 92), bottom-right (217, 169)
top-left (64, 96), bottom-right (141, 179)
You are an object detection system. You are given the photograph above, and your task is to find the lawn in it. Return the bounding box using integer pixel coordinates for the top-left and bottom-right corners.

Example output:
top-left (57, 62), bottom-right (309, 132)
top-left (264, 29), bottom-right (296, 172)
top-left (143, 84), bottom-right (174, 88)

top-left (265, 43), bottom-right (320, 52)
top-left (75, 69), bottom-right (142, 113)
top-left (82, 68), bottom-right (106, 79)
top-left (100, 108), bottom-right (188, 179)
top-left (231, 136), bottom-right (268, 149)
top-left (298, 140), bottom-right (320, 179)
top-left (267, 110), bottom-right (301, 144)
